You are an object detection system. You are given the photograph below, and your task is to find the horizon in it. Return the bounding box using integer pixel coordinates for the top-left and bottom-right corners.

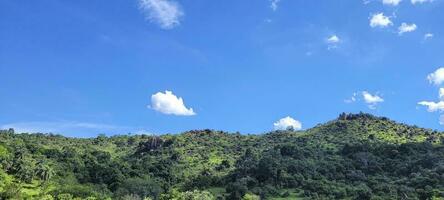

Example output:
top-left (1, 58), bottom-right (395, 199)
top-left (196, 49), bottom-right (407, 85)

top-left (1, 0), bottom-right (444, 137)
top-left (1, 112), bottom-right (440, 138)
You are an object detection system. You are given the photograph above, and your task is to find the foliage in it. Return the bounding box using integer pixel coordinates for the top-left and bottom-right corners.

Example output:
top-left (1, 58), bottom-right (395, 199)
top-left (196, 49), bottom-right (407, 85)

top-left (242, 193), bottom-right (260, 200)
top-left (0, 113), bottom-right (443, 199)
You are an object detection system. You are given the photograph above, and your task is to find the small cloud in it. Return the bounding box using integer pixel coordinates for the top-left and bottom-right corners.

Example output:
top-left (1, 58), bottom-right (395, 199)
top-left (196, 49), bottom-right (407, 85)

top-left (327, 35), bottom-right (340, 44)
top-left (326, 35), bottom-right (341, 50)
top-left (344, 93), bottom-right (357, 103)
top-left (383, 0), bottom-right (402, 6)
top-left (134, 130), bottom-right (154, 135)
top-left (398, 23), bottom-right (417, 35)
top-left (345, 91), bottom-right (384, 109)
top-left (362, 91), bottom-right (384, 104)
top-left (0, 121), bottom-right (127, 136)
top-left (427, 67), bottom-right (444, 85)
top-left (138, 0), bottom-right (184, 29)
top-left (270, 0), bottom-right (281, 11)
top-left (439, 88), bottom-right (444, 100)
top-left (419, 73), bottom-right (444, 125)
top-left (411, 0), bottom-right (434, 4)
top-left (362, 91), bottom-right (384, 109)
top-left (424, 33), bottom-right (434, 40)
top-left (440, 115), bottom-right (444, 125)
top-left (418, 101), bottom-right (444, 112)
top-left (273, 116), bottom-right (302, 131)
top-left (370, 13), bottom-right (393, 28)
top-left (150, 90), bottom-right (196, 116)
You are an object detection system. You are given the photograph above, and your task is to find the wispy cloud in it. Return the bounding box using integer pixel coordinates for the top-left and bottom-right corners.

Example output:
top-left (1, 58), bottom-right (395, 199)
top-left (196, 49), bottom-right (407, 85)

top-left (270, 0), bottom-right (281, 11)
top-left (344, 92), bottom-right (358, 103)
top-left (326, 35), bottom-right (341, 50)
top-left (138, 0), bottom-right (184, 29)
top-left (345, 91), bottom-right (384, 109)
top-left (439, 115), bottom-right (444, 125)
top-left (398, 23), bottom-right (417, 35)
top-left (383, 0), bottom-right (402, 6)
top-left (411, 0), bottom-right (434, 4)
top-left (327, 35), bottom-right (340, 44)
top-left (439, 88), bottom-right (444, 99)
top-left (0, 121), bottom-right (140, 136)
top-left (363, 0), bottom-right (372, 5)
top-left (424, 33), bottom-right (434, 40)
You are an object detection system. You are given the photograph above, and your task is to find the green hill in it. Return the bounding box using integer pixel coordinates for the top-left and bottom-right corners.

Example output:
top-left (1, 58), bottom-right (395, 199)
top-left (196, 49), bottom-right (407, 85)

top-left (0, 113), bottom-right (443, 199)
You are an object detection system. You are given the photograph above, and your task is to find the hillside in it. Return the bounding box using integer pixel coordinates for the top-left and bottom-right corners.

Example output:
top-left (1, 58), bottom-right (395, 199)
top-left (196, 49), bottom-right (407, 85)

top-left (0, 113), bottom-right (443, 200)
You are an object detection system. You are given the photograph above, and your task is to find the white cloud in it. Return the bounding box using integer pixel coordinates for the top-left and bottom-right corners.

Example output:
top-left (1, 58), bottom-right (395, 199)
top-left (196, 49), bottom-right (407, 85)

top-left (150, 90), bottom-right (196, 116)
top-left (362, 91), bottom-right (384, 104)
top-left (424, 33), bottom-right (434, 40)
top-left (398, 23), bottom-right (417, 35)
top-left (439, 88), bottom-right (444, 100)
top-left (138, 0), bottom-right (184, 29)
top-left (344, 93), bottom-right (357, 103)
top-left (363, 0), bottom-right (372, 5)
top-left (411, 0), bottom-right (433, 4)
top-left (419, 71), bottom-right (444, 125)
top-left (440, 115), bottom-right (444, 125)
top-left (270, 0), bottom-right (281, 11)
top-left (326, 35), bottom-right (341, 50)
top-left (0, 121), bottom-right (125, 136)
top-left (427, 67), bottom-right (444, 85)
top-left (273, 116), bottom-right (302, 131)
top-left (383, 0), bottom-right (402, 6)
top-left (327, 35), bottom-right (340, 44)
top-left (345, 91), bottom-right (384, 109)
top-left (134, 130), bottom-right (154, 135)
top-left (370, 13), bottom-right (393, 28)
top-left (418, 101), bottom-right (444, 112)
top-left (362, 91), bottom-right (384, 109)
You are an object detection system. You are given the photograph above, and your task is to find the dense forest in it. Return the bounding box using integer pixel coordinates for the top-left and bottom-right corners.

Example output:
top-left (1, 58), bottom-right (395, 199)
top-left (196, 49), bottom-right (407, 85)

top-left (0, 113), bottom-right (443, 200)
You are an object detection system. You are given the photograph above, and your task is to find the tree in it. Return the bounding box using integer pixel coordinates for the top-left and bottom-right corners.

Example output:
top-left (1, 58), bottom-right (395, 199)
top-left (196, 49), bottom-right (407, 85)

top-left (0, 182), bottom-right (22, 199)
top-left (174, 190), bottom-right (215, 200)
top-left (115, 177), bottom-right (162, 199)
top-left (0, 145), bottom-right (10, 170)
top-left (94, 134), bottom-right (107, 145)
top-left (57, 193), bottom-right (74, 200)
top-left (242, 193), bottom-right (260, 200)
top-left (15, 157), bottom-right (35, 183)
top-left (0, 169), bottom-right (13, 193)
top-left (35, 160), bottom-right (54, 183)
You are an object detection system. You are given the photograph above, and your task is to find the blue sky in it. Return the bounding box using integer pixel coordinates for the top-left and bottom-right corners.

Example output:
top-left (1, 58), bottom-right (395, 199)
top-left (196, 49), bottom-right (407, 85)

top-left (1, 0), bottom-right (444, 137)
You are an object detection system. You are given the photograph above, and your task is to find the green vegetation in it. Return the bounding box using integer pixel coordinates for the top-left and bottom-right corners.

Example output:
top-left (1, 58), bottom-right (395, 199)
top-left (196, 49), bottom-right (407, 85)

top-left (0, 113), bottom-right (443, 199)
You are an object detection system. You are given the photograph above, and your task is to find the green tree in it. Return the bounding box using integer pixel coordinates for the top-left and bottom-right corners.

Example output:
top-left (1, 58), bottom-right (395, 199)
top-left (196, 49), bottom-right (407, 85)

top-left (35, 160), bottom-right (54, 183)
top-left (15, 158), bottom-right (35, 183)
top-left (115, 177), bottom-right (162, 199)
top-left (242, 193), bottom-right (260, 200)
top-left (174, 190), bottom-right (215, 200)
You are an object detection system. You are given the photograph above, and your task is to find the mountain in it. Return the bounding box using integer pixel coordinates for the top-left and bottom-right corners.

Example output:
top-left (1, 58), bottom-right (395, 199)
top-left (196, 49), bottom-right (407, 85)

top-left (0, 113), bottom-right (443, 200)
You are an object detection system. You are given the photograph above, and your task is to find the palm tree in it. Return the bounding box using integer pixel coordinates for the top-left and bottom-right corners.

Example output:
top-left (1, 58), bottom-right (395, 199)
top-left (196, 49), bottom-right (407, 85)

top-left (35, 160), bottom-right (54, 183)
